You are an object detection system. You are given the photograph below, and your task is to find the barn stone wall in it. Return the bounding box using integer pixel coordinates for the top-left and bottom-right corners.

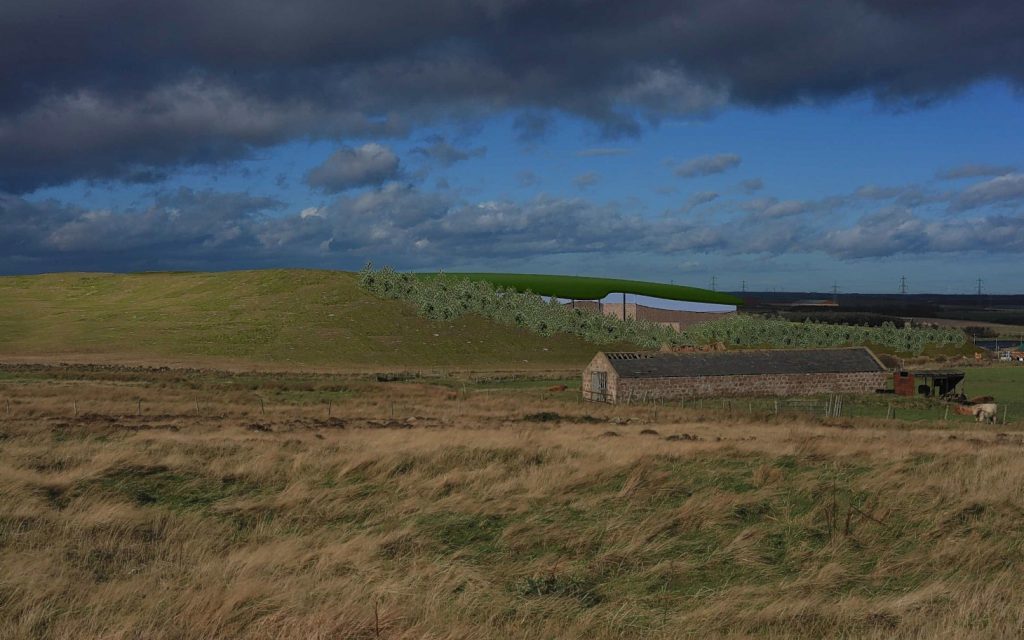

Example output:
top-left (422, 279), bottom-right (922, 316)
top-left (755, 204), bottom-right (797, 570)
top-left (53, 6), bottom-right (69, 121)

top-left (581, 354), bottom-right (620, 403)
top-left (615, 371), bottom-right (887, 402)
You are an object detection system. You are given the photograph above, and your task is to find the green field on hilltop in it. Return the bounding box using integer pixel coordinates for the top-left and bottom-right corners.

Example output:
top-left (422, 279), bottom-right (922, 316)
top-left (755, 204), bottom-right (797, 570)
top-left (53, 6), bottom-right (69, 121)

top-left (413, 272), bottom-right (743, 305)
top-left (0, 270), bottom-right (617, 369)
top-left (963, 365), bottom-right (1024, 402)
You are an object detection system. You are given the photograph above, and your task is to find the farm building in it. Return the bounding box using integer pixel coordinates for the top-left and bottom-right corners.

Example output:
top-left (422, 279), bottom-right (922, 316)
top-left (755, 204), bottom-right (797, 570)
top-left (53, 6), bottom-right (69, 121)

top-left (565, 300), bottom-right (734, 330)
top-left (582, 347), bottom-right (888, 403)
top-left (893, 370), bottom-right (965, 397)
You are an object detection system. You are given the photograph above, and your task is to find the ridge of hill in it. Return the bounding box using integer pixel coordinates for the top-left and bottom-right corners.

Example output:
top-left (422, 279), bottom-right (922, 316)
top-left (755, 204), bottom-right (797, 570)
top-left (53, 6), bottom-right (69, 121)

top-left (0, 270), bottom-right (616, 370)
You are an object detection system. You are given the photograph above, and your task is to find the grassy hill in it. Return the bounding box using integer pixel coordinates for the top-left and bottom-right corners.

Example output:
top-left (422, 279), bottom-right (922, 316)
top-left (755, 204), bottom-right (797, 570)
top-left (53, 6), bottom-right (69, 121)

top-left (0, 270), bottom-right (614, 370)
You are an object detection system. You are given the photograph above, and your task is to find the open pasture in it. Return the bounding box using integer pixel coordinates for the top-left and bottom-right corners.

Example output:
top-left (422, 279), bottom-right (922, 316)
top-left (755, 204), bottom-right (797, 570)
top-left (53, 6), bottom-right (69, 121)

top-left (3, 365), bottom-right (1024, 639)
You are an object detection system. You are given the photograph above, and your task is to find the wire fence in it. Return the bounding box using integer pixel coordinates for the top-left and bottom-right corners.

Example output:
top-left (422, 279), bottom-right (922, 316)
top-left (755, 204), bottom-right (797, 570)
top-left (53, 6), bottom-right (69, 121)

top-left (648, 395), bottom-right (1023, 426)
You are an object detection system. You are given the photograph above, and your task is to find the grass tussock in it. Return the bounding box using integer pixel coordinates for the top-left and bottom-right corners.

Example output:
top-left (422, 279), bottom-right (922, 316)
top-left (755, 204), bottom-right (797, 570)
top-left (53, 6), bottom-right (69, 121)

top-left (1, 366), bottom-right (1024, 638)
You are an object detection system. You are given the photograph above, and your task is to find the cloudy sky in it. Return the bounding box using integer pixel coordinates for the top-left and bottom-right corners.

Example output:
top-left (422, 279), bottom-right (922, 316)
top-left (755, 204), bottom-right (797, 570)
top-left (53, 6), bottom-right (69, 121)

top-left (2, 1), bottom-right (1023, 292)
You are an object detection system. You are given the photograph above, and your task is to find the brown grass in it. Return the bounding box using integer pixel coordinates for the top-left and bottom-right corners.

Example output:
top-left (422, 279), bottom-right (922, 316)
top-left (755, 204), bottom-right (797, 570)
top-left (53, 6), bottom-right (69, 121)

top-left (2, 365), bottom-right (1024, 638)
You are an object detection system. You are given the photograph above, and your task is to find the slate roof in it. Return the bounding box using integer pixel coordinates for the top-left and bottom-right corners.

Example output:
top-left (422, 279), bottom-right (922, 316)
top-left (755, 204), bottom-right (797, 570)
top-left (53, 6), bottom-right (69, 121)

top-left (603, 348), bottom-right (885, 379)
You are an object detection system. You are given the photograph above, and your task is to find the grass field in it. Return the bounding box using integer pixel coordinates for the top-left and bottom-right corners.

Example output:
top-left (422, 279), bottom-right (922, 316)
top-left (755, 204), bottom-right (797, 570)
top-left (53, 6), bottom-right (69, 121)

top-left (3, 365), bottom-right (1024, 638)
top-left (0, 270), bottom-right (617, 370)
top-left (0, 270), bottom-right (977, 372)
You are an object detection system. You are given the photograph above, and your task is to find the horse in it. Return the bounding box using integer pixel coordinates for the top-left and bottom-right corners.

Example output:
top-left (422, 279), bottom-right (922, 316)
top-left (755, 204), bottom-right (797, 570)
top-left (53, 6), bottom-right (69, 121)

top-left (950, 401), bottom-right (999, 421)
top-left (952, 402), bottom-right (998, 423)
top-left (971, 403), bottom-right (998, 423)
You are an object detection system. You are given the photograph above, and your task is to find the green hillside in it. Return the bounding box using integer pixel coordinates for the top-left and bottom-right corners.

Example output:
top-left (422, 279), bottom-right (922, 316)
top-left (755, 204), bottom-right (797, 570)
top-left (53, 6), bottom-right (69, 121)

top-left (414, 272), bottom-right (743, 305)
top-left (0, 270), bottom-right (612, 370)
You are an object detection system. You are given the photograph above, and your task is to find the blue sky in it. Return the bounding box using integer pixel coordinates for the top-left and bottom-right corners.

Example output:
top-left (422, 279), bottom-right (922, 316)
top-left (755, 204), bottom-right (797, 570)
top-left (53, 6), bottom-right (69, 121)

top-left (3, 1), bottom-right (1024, 293)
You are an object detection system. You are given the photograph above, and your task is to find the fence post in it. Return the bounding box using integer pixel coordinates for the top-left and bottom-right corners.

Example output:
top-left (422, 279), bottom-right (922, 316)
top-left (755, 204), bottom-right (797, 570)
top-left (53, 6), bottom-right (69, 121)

top-left (943, 405), bottom-right (949, 422)
top-left (74, 400), bottom-right (78, 417)
top-left (137, 399), bottom-right (142, 416)
top-left (328, 399), bottom-right (332, 418)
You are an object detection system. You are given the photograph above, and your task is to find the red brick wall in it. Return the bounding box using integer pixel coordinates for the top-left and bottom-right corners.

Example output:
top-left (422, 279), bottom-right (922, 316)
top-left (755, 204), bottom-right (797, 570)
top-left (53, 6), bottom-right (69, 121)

top-left (615, 371), bottom-right (888, 402)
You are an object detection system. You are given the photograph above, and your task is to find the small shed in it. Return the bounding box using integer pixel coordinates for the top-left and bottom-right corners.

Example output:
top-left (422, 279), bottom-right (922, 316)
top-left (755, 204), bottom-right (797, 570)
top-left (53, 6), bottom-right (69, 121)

top-left (893, 370), bottom-right (965, 397)
top-left (582, 347), bottom-right (888, 403)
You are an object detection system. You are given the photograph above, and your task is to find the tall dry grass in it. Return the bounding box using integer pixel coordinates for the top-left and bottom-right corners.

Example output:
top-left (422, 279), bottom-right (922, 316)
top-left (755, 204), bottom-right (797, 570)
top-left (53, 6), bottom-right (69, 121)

top-left (1, 365), bottom-right (1023, 638)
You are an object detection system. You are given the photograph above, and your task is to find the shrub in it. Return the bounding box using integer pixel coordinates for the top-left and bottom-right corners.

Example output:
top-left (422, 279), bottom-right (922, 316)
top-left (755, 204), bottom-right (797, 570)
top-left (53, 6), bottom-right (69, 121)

top-left (358, 265), bottom-right (965, 354)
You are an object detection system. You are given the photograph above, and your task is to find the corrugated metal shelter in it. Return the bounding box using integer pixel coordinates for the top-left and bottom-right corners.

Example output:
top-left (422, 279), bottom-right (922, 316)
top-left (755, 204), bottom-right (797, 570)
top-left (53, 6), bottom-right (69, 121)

top-left (583, 347), bottom-right (888, 403)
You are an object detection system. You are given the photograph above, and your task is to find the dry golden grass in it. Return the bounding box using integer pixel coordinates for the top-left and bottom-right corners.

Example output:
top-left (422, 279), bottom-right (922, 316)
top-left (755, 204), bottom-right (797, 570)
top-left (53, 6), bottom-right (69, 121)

top-left (2, 365), bottom-right (1024, 639)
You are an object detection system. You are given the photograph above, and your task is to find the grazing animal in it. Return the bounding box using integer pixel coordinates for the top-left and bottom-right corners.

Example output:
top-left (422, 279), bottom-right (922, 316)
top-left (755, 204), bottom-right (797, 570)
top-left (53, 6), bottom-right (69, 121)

top-left (955, 402), bottom-right (998, 423)
top-left (952, 402), bottom-right (999, 423)
top-left (547, 384), bottom-right (569, 392)
top-left (970, 403), bottom-right (998, 423)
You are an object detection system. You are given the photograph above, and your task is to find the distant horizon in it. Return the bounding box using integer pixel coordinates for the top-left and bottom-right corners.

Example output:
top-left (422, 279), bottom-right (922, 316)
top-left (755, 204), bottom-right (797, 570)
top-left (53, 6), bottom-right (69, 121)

top-left (3, 267), bottom-right (1021, 298)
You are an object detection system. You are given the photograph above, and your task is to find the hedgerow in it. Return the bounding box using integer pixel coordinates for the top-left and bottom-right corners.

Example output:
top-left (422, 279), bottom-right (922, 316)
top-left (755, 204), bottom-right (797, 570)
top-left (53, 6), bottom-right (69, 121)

top-left (358, 265), bottom-right (965, 354)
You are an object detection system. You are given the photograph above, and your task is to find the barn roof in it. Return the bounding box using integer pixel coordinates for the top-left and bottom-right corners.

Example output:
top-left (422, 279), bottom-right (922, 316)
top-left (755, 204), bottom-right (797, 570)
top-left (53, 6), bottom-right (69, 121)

top-left (602, 347), bottom-right (885, 379)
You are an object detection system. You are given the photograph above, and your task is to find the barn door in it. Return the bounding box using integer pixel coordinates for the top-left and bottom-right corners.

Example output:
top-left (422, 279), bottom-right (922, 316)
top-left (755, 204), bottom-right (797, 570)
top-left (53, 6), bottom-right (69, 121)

top-left (591, 371), bottom-right (608, 401)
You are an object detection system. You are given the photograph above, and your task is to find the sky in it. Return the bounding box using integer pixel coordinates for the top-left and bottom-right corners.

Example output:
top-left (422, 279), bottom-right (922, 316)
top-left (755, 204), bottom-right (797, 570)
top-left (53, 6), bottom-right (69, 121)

top-left (2, 1), bottom-right (1024, 293)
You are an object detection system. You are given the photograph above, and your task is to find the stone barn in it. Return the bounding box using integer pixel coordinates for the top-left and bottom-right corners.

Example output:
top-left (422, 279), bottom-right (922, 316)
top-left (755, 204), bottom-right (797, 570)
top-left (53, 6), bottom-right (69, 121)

top-left (582, 347), bottom-right (888, 403)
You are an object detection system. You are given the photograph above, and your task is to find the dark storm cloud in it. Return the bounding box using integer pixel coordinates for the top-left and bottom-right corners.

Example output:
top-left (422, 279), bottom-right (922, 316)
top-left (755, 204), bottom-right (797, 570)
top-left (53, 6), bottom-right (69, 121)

top-left (412, 135), bottom-right (486, 167)
top-left (304, 144), bottom-right (401, 193)
top-left (3, 0), bottom-right (1024, 191)
top-left (936, 163), bottom-right (1017, 180)
top-left (675, 154), bottom-right (742, 178)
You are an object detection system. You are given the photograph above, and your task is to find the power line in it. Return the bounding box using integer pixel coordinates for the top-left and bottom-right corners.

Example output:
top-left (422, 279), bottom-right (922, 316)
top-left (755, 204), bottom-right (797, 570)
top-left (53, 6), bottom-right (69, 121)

top-left (900, 275), bottom-right (907, 295)
top-left (831, 282), bottom-right (839, 303)
top-left (710, 275), bottom-right (717, 291)
top-left (741, 280), bottom-right (746, 293)
top-left (977, 277), bottom-right (983, 296)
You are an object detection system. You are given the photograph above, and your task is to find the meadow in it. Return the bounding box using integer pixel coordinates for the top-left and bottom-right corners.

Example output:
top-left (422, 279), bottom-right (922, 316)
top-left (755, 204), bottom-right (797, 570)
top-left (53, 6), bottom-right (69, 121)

top-left (3, 365), bottom-right (1024, 639)
top-left (0, 271), bottom-right (609, 369)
